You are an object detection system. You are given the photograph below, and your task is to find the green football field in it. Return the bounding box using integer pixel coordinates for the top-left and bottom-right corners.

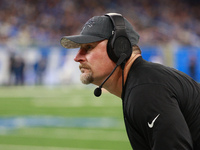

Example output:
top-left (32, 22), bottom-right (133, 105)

top-left (0, 85), bottom-right (132, 150)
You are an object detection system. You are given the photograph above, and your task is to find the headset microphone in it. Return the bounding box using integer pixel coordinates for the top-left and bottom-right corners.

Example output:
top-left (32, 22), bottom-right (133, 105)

top-left (94, 13), bottom-right (132, 97)
top-left (94, 53), bottom-right (127, 97)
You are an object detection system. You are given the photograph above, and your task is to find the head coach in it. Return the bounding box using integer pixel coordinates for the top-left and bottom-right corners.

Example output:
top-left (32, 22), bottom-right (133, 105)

top-left (60, 13), bottom-right (200, 150)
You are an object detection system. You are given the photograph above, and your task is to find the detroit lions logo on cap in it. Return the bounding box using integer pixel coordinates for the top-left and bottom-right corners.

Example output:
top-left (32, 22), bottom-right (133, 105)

top-left (86, 20), bottom-right (95, 27)
top-left (82, 19), bottom-right (95, 31)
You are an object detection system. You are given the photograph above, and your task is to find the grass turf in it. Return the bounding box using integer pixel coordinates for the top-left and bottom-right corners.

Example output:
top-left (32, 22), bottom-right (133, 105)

top-left (0, 85), bottom-right (131, 150)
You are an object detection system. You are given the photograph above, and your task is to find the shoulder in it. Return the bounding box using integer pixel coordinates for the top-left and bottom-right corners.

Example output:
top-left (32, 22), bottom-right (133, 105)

top-left (127, 59), bottom-right (171, 88)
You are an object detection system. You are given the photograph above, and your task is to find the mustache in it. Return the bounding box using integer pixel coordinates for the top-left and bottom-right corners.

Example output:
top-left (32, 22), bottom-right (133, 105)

top-left (79, 64), bottom-right (91, 70)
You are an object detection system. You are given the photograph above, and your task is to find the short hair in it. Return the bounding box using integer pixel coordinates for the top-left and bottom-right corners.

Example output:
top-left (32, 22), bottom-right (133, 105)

top-left (132, 45), bottom-right (142, 54)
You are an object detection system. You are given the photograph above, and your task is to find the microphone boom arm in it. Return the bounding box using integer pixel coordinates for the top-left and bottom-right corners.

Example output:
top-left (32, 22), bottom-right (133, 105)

top-left (94, 53), bottom-right (127, 97)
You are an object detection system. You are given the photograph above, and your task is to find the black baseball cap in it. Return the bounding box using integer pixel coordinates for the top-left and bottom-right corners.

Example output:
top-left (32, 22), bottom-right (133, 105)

top-left (60, 14), bottom-right (140, 49)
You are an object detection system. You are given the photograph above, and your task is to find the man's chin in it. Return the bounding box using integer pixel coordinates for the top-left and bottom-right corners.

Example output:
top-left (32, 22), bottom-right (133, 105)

top-left (80, 73), bottom-right (94, 84)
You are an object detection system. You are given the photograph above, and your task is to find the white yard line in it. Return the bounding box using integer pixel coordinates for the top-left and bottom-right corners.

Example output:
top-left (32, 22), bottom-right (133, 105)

top-left (0, 144), bottom-right (108, 150)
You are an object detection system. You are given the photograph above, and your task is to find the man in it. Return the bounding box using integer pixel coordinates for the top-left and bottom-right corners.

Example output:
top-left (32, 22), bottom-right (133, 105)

top-left (60, 13), bottom-right (200, 150)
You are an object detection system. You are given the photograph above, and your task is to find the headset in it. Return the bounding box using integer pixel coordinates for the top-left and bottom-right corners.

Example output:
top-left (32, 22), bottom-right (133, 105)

top-left (94, 13), bottom-right (132, 97)
top-left (105, 13), bottom-right (132, 63)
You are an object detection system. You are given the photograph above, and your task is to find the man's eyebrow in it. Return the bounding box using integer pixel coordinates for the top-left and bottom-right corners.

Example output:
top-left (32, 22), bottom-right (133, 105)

top-left (81, 42), bottom-right (99, 47)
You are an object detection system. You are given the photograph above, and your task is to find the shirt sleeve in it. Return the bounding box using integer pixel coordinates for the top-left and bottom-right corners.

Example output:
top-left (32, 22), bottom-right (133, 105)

top-left (126, 84), bottom-right (193, 150)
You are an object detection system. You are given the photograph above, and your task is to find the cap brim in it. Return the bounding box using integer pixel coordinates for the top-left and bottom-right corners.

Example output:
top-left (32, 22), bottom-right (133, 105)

top-left (60, 35), bottom-right (106, 49)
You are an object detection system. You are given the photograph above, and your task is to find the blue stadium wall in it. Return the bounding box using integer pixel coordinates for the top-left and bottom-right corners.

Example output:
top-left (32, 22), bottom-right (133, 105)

top-left (0, 45), bottom-right (199, 85)
top-left (141, 45), bottom-right (200, 82)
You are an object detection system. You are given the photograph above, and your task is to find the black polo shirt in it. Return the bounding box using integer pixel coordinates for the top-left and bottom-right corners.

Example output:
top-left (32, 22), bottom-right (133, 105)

top-left (122, 56), bottom-right (200, 150)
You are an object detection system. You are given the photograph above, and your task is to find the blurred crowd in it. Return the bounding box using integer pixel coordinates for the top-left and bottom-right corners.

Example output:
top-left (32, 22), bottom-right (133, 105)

top-left (0, 0), bottom-right (200, 47)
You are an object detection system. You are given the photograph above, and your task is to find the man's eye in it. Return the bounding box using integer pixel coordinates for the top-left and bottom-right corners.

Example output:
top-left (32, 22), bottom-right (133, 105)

top-left (81, 43), bottom-right (96, 52)
top-left (84, 45), bottom-right (93, 51)
top-left (86, 45), bottom-right (92, 50)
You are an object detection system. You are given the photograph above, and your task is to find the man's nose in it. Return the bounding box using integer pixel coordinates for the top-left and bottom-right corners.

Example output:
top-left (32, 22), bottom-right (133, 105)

top-left (74, 49), bottom-right (86, 62)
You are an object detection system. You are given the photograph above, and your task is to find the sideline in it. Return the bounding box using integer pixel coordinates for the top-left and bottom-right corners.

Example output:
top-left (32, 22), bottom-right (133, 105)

top-left (0, 116), bottom-right (120, 129)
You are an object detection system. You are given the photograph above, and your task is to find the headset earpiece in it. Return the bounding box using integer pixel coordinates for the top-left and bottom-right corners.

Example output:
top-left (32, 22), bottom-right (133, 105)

top-left (105, 13), bottom-right (132, 63)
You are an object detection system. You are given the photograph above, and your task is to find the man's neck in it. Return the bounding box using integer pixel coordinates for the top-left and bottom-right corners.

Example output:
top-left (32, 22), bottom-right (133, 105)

top-left (104, 53), bottom-right (141, 98)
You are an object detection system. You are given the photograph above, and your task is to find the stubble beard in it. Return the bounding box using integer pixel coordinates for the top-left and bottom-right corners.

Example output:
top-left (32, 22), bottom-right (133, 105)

top-left (80, 71), bottom-right (94, 84)
top-left (79, 65), bottom-right (94, 84)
